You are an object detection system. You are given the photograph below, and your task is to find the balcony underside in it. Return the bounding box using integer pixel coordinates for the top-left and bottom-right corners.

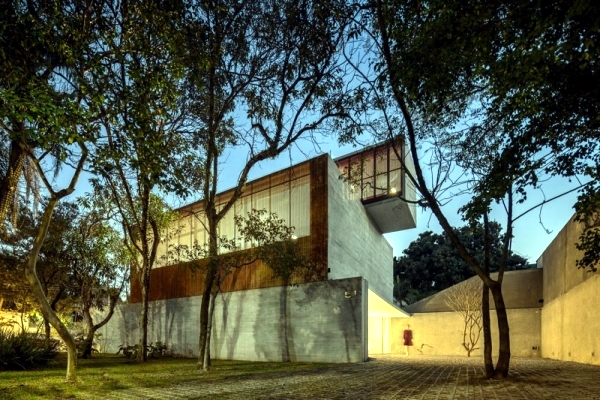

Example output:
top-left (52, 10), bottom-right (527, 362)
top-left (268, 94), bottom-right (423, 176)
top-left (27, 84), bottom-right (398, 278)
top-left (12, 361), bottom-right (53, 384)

top-left (364, 196), bottom-right (416, 233)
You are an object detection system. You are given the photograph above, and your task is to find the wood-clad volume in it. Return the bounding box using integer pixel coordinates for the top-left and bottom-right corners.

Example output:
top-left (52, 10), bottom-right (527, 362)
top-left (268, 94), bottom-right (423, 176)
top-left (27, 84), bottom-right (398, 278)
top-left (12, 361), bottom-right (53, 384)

top-left (129, 155), bottom-right (330, 303)
top-left (310, 154), bottom-right (328, 279)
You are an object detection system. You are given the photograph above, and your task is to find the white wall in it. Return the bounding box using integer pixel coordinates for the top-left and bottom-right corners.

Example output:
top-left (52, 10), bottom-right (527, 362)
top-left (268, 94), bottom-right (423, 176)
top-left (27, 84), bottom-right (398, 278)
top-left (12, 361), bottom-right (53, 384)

top-left (538, 216), bottom-right (600, 365)
top-left (326, 157), bottom-right (394, 303)
top-left (98, 277), bottom-right (367, 363)
top-left (391, 309), bottom-right (541, 358)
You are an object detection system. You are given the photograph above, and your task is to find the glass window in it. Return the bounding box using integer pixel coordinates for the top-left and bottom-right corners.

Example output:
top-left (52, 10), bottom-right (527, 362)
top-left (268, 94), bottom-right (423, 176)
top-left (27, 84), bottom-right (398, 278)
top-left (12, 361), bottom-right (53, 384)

top-left (290, 176), bottom-right (310, 237)
top-left (219, 203), bottom-right (235, 253)
top-left (271, 183), bottom-right (291, 227)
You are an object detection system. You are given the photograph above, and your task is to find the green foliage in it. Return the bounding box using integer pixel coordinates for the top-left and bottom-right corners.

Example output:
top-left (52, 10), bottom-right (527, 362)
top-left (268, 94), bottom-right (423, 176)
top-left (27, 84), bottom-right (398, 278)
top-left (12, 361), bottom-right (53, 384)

top-left (0, 329), bottom-right (58, 371)
top-left (394, 222), bottom-right (529, 303)
top-left (235, 209), bottom-right (314, 283)
top-left (0, 202), bottom-right (82, 323)
top-left (377, 0), bottom-right (600, 268)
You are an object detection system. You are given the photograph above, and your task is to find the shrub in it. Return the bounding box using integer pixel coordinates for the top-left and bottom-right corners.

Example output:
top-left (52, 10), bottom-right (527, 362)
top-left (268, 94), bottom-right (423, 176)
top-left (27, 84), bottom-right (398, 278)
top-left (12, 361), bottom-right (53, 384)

top-left (117, 342), bottom-right (167, 359)
top-left (0, 329), bottom-right (58, 371)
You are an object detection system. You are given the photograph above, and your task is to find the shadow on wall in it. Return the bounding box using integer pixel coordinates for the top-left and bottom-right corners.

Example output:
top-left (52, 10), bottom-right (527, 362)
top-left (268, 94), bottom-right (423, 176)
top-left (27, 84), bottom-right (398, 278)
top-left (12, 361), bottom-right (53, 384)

top-left (296, 278), bottom-right (363, 363)
top-left (119, 303), bottom-right (139, 348)
top-left (162, 297), bottom-right (195, 357)
top-left (215, 288), bottom-right (248, 360)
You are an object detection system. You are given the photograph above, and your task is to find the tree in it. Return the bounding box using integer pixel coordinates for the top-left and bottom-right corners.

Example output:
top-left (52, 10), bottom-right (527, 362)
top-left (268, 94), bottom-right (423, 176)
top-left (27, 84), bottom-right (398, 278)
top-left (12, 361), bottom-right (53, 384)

top-left (337, 0), bottom-right (596, 379)
top-left (394, 222), bottom-right (528, 302)
top-left (178, 0), bottom-right (354, 370)
top-left (31, 201), bottom-right (80, 345)
top-left (0, 0), bottom-right (111, 381)
top-left (1, 196), bottom-right (128, 358)
top-left (89, 0), bottom-right (196, 363)
top-left (24, 141), bottom-right (88, 382)
top-left (67, 195), bottom-right (130, 359)
top-left (444, 279), bottom-right (483, 357)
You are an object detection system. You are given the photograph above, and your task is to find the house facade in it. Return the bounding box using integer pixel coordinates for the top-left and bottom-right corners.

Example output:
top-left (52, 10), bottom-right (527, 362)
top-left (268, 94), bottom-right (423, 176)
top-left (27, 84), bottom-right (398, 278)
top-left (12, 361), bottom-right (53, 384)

top-left (99, 142), bottom-right (415, 362)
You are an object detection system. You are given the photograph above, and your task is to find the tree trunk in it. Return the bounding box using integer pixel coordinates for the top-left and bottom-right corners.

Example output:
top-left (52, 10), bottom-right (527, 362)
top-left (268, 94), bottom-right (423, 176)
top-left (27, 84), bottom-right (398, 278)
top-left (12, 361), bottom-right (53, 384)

top-left (482, 282), bottom-right (493, 378)
top-left (0, 139), bottom-right (25, 226)
top-left (198, 216), bottom-right (218, 370)
top-left (43, 318), bottom-right (51, 347)
top-left (25, 198), bottom-right (78, 382)
top-left (481, 213), bottom-right (494, 378)
top-left (137, 266), bottom-right (150, 363)
top-left (203, 290), bottom-right (218, 369)
top-left (198, 267), bottom-right (215, 370)
top-left (490, 281), bottom-right (510, 378)
top-left (80, 305), bottom-right (95, 359)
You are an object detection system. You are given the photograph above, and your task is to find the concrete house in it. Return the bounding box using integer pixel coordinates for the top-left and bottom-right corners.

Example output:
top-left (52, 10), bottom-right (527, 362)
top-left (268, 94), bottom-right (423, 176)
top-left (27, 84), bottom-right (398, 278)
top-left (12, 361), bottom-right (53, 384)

top-left (99, 142), bottom-right (416, 362)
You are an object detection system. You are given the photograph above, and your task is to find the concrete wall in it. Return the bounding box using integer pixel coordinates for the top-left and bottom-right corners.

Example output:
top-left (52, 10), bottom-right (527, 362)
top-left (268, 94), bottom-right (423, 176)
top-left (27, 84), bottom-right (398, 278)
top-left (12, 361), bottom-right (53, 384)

top-left (404, 269), bottom-right (543, 314)
top-left (391, 270), bottom-right (543, 358)
top-left (538, 215), bottom-right (594, 303)
top-left (538, 216), bottom-right (600, 365)
top-left (326, 157), bottom-right (394, 303)
top-left (98, 277), bottom-right (367, 363)
top-left (390, 309), bottom-right (541, 358)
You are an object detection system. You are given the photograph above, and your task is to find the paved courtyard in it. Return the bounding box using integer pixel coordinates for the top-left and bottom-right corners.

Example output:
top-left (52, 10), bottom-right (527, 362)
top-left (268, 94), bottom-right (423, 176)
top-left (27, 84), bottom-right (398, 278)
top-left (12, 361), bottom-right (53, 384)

top-left (85, 355), bottom-right (600, 399)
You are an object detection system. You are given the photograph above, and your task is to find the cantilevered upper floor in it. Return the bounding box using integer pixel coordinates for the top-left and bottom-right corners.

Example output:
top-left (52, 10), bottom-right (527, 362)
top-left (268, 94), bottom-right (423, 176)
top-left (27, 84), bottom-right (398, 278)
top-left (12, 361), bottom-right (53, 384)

top-left (335, 141), bottom-right (417, 233)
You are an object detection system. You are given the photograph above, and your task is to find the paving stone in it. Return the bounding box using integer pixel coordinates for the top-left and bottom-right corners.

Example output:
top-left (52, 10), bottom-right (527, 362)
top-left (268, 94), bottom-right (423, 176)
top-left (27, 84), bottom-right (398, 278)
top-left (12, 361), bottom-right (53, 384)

top-left (81, 355), bottom-right (600, 399)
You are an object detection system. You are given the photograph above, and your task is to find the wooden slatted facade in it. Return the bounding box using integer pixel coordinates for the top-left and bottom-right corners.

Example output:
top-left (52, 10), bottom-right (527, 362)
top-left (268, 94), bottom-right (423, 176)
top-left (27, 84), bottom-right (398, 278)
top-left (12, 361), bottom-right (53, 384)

top-left (129, 155), bottom-right (329, 303)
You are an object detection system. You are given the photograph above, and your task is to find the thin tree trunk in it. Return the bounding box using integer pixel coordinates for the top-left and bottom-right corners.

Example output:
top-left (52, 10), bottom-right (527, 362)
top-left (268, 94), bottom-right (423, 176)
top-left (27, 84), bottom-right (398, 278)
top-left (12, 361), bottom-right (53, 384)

top-left (199, 215), bottom-right (218, 370)
top-left (204, 290), bottom-right (218, 369)
top-left (44, 319), bottom-right (51, 348)
top-left (482, 214), bottom-right (494, 378)
top-left (25, 198), bottom-right (78, 382)
top-left (81, 303), bottom-right (95, 359)
top-left (137, 266), bottom-right (150, 362)
top-left (81, 294), bottom-right (118, 358)
top-left (482, 283), bottom-right (493, 377)
top-left (198, 266), bottom-right (215, 369)
top-left (490, 282), bottom-right (510, 378)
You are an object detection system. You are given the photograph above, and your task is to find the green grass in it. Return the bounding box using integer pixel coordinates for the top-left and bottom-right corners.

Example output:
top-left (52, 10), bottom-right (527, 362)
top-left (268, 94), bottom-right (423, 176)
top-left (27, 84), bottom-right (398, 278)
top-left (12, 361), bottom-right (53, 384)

top-left (0, 353), bottom-right (333, 399)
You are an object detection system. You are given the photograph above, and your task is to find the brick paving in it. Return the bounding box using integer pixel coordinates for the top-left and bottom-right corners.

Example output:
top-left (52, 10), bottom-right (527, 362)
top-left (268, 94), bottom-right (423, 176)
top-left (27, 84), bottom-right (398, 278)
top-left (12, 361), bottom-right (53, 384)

top-left (84, 355), bottom-right (600, 399)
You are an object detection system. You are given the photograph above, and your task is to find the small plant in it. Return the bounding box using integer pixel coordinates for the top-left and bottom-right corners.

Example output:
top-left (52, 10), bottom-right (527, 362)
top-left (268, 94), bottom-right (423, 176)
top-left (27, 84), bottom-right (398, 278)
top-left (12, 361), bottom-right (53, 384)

top-left (117, 342), bottom-right (167, 359)
top-left (148, 341), bottom-right (167, 358)
top-left (0, 328), bottom-right (58, 371)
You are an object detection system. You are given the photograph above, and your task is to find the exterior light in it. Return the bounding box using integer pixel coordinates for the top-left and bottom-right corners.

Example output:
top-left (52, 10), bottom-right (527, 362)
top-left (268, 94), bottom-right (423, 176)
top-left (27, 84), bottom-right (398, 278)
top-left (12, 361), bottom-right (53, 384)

top-left (390, 187), bottom-right (397, 194)
top-left (291, 235), bottom-right (298, 240)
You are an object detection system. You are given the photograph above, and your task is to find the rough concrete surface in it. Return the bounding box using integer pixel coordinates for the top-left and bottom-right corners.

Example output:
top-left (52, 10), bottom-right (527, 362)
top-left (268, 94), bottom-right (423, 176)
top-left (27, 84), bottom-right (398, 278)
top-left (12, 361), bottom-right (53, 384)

top-left (81, 354), bottom-right (600, 399)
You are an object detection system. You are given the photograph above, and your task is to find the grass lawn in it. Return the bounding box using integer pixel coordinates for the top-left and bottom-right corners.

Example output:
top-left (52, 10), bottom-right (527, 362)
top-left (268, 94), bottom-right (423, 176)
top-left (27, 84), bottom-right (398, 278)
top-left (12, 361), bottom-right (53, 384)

top-left (0, 353), bottom-right (333, 399)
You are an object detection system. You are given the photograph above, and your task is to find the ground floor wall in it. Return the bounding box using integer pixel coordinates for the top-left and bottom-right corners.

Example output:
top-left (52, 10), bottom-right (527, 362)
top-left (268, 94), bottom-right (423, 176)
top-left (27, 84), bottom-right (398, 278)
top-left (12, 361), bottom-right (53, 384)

top-left (98, 277), bottom-right (367, 363)
top-left (388, 309), bottom-right (541, 358)
top-left (541, 274), bottom-right (600, 365)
